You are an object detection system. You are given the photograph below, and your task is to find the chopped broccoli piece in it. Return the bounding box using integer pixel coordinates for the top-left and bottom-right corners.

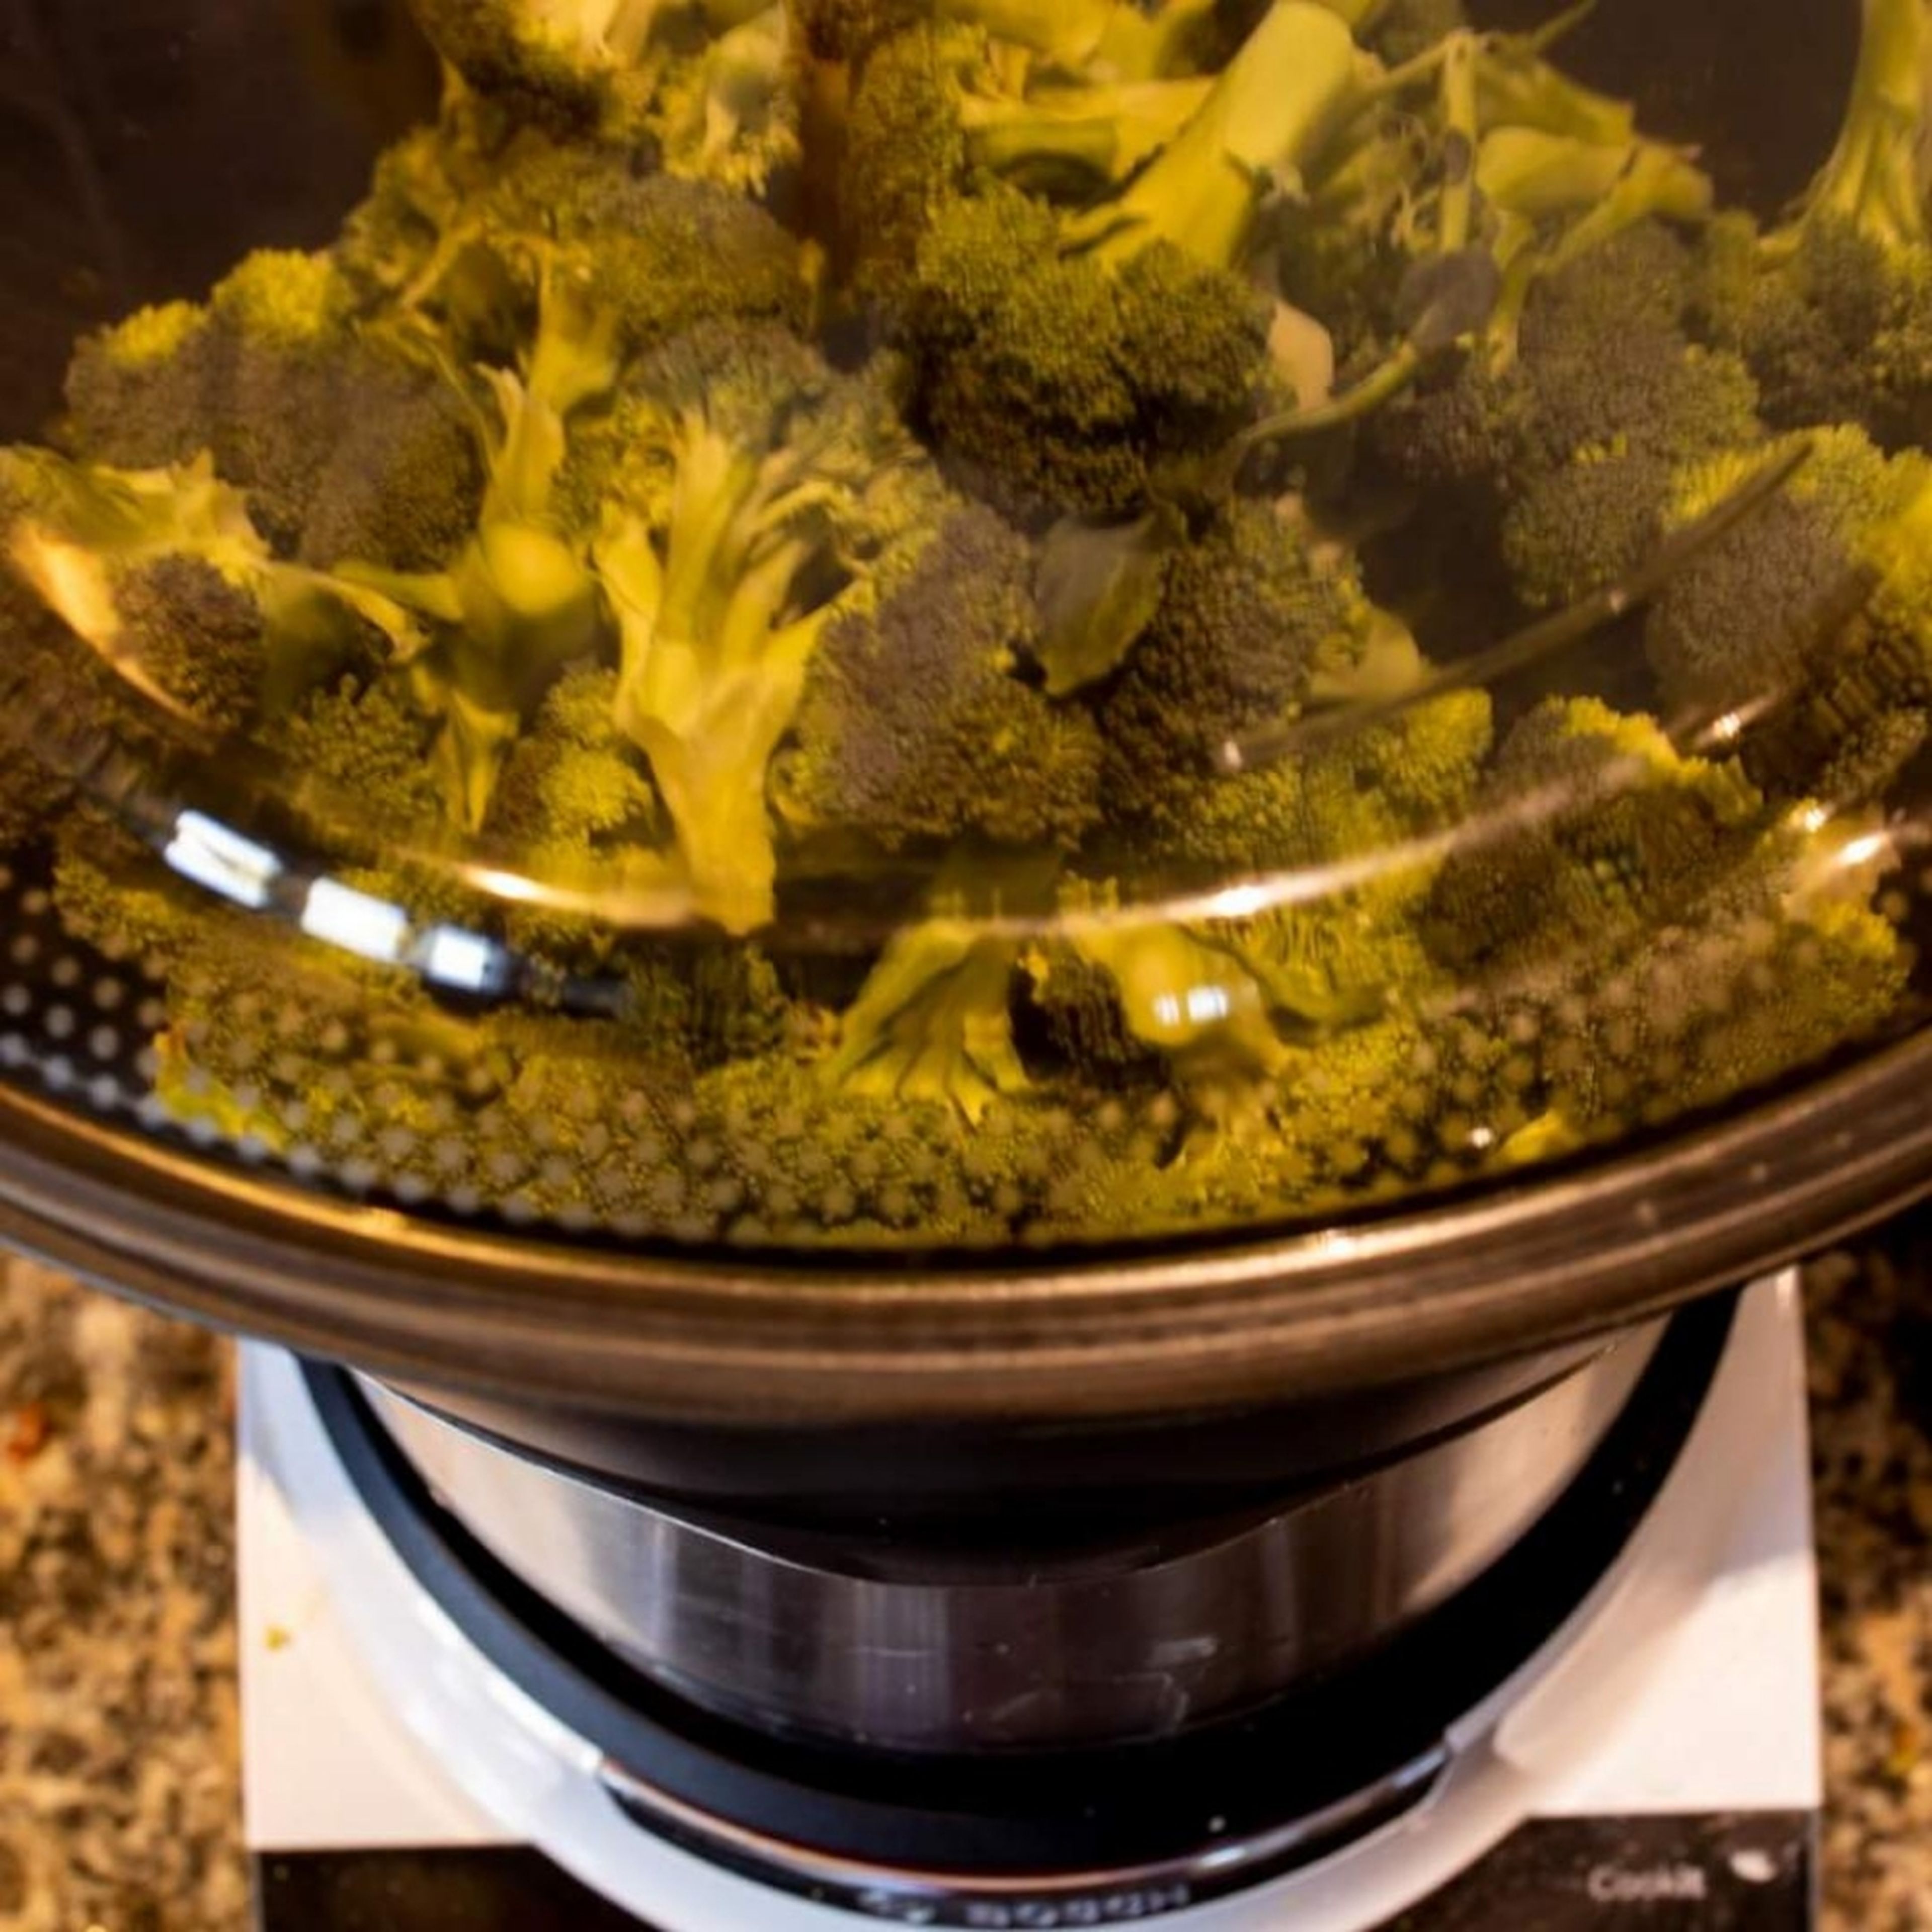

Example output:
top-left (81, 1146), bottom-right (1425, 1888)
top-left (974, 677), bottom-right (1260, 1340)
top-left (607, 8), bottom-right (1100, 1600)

top-left (825, 916), bottom-right (1031, 1120)
top-left (589, 320), bottom-right (945, 933)
top-left (902, 185), bottom-right (1271, 517)
top-left (408, 0), bottom-right (799, 183)
top-left (1105, 498), bottom-right (1360, 831)
top-left (1372, 223), bottom-right (1763, 613)
top-left (264, 673), bottom-right (447, 825)
top-left (407, 0), bottom-right (669, 134)
top-left (1645, 426), bottom-right (1932, 797)
top-left (0, 448), bottom-right (382, 735)
top-left (1097, 500), bottom-right (1435, 858)
top-left (844, 1), bottom-right (1361, 513)
top-left (1495, 811), bottom-right (1911, 1145)
top-left (1692, 0), bottom-right (1932, 445)
top-left (774, 506), bottom-right (1102, 855)
top-left (79, 253), bottom-right (462, 566)
top-left (482, 664), bottom-right (673, 961)
top-left (1425, 695), bottom-right (1766, 975)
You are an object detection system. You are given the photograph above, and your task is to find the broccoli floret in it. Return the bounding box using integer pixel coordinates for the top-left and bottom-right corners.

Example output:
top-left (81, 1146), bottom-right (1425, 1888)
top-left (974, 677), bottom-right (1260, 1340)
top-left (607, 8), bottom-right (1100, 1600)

top-left (60, 301), bottom-right (216, 473)
top-left (407, 0), bottom-right (667, 135)
top-left (1376, 224), bottom-right (1762, 611)
top-left (774, 506), bottom-right (1102, 856)
top-left (490, 663), bottom-right (661, 856)
top-left (1017, 940), bottom-right (1171, 1087)
top-left (0, 448), bottom-right (382, 736)
top-left (1511, 237), bottom-right (1761, 470)
top-left (1495, 812), bottom-right (1911, 1146)
top-left (264, 674), bottom-right (446, 825)
top-left (108, 555), bottom-right (265, 735)
top-left (461, 143), bottom-right (808, 379)
top-left (64, 251), bottom-right (484, 567)
top-left (301, 385), bottom-right (485, 573)
top-left (1425, 696), bottom-right (1765, 975)
top-left (1692, 0), bottom-right (1932, 444)
top-left (335, 159), bottom-right (806, 831)
top-left (1645, 427), bottom-right (1932, 797)
top-left (149, 256), bottom-right (464, 573)
top-left (586, 320), bottom-right (945, 933)
top-left (408, 0), bottom-right (799, 184)
top-left (901, 185), bottom-right (1270, 517)
top-left (618, 941), bottom-right (800, 1067)
top-left (0, 567), bottom-right (83, 852)
top-left (1063, 915), bottom-right (1291, 1100)
top-left (481, 664), bottom-right (673, 962)
top-left (1095, 500), bottom-right (1376, 846)
top-left (1085, 575), bottom-right (1491, 1056)
top-left (836, 6), bottom-right (1229, 288)
top-left (862, 2), bottom-right (1360, 514)
top-left (52, 826), bottom-right (484, 1149)
top-left (1496, 449), bottom-right (1675, 612)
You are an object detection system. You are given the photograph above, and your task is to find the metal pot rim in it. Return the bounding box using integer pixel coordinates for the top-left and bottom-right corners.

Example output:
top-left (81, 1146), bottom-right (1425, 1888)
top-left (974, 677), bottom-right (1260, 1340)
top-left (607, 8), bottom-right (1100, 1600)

top-left (0, 1032), bottom-right (1926, 1424)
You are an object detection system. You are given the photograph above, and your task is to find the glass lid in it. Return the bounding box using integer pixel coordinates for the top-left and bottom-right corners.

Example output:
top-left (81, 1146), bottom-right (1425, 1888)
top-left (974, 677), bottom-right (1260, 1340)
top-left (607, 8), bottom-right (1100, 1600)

top-left (1, 0), bottom-right (1927, 1264)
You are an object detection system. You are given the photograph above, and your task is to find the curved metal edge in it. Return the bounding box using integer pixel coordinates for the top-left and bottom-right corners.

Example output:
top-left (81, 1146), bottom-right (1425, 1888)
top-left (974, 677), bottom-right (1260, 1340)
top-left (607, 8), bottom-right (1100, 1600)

top-left (594, 1747), bottom-right (1447, 1921)
top-left (0, 1035), bottom-right (1926, 1424)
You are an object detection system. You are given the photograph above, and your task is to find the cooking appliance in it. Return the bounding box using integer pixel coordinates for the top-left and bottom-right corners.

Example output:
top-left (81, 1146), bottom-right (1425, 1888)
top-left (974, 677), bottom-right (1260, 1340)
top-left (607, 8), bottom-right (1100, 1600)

top-left (242, 1275), bottom-right (1820, 1930)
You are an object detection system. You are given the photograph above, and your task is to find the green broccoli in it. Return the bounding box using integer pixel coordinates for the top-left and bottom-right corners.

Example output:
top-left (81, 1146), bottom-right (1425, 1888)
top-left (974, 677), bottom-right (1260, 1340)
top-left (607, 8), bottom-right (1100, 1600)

top-left (407, 0), bottom-right (661, 125)
top-left (853, 1), bottom-right (1366, 514)
top-left (333, 156), bottom-right (808, 830)
top-left (481, 663), bottom-right (674, 960)
top-left (0, 567), bottom-right (85, 852)
top-left (895, 184), bottom-right (1271, 518)
top-left (1095, 499), bottom-right (1363, 838)
top-left (6, 0), bottom-right (1924, 1250)
top-left (1424, 695), bottom-right (1766, 975)
top-left (773, 506), bottom-right (1102, 857)
top-left (1694, 0), bottom-right (1932, 446)
top-left (588, 320), bottom-right (945, 933)
top-left (1643, 426), bottom-right (1932, 798)
top-left (1378, 223), bottom-right (1762, 609)
top-left (61, 251), bottom-right (475, 564)
top-left (406, 0), bottom-right (798, 184)
top-left (263, 673), bottom-right (447, 828)
top-left (1094, 499), bottom-right (1490, 890)
top-left (1484, 809), bottom-right (1910, 1150)
top-left (0, 448), bottom-right (388, 737)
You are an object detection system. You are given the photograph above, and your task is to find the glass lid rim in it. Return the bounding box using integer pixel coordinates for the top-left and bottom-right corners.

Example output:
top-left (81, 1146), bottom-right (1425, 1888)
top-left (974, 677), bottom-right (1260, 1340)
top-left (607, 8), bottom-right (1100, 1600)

top-left (0, 1021), bottom-right (1923, 1422)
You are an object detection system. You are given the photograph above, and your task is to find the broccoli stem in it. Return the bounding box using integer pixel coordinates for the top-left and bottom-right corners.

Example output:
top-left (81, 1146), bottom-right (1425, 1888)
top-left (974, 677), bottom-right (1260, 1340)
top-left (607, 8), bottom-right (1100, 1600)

top-left (1436, 29), bottom-right (1478, 254)
top-left (600, 471), bottom-right (832, 934)
top-left (1804, 0), bottom-right (1929, 252)
top-left (1064, 0), bottom-right (1364, 271)
top-left (827, 847), bottom-right (1060, 1119)
top-left (942, 0), bottom-right (1117, 65)
top-left (1236, 31), bottom-right (1481, 461)
top-left (960, 78), bottom-right (1216, 191)
top-left (828, 917), bottom-right (1032, 1118)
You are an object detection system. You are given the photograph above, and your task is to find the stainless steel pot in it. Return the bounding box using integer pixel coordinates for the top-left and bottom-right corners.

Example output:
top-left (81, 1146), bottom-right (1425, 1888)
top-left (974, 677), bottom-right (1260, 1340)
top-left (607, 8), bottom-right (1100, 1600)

top-left (365, 1321), bottom-right (1659, 1753)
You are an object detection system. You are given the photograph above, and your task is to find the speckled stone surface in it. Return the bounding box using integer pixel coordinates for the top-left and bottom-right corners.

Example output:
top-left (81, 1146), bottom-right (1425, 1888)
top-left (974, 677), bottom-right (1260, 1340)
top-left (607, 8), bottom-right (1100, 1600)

top-left (0, 1258), bottom-right (246, 1932)
top-left (1808, 1224), bottom-right (1932, 1932)
top-left (0, 1240), bottom-right (1929, 1930)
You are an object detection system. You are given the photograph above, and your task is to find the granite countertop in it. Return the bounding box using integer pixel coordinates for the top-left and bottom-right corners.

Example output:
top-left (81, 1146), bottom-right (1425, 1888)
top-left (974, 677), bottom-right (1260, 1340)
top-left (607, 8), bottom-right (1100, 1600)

top-left (1, 1241), bottom-right (1929, 1932)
